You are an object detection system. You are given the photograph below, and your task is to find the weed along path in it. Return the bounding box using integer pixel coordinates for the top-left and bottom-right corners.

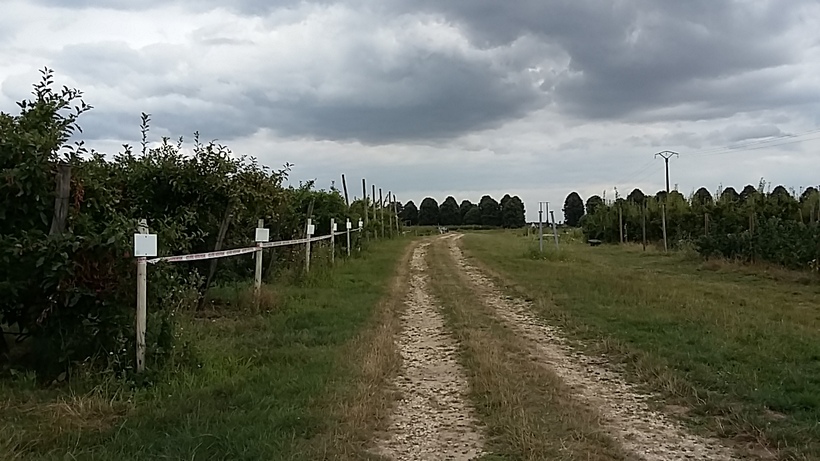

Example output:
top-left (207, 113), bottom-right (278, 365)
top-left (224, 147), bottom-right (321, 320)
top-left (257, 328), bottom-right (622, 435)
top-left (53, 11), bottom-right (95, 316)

top-left (443, 234), bottom-right (744, 461)
top-left (374, 241), bottom-right (485, 460)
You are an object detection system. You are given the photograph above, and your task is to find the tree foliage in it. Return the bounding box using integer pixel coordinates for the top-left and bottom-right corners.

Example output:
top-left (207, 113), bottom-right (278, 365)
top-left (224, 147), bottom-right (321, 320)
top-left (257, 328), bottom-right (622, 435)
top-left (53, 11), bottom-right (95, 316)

top-left (439, 196), bottom-right (461, 226)
top-left (401, 200), bottom-right (419, 225)
top-left (463, 205), bottom-right (482, 225)
top-left (459, 200), bottom-right (474, 222)
top-left (478, 195), bottom-right (502, 226)
top-left (418, 197), bottom-right (440, 225)
top-left (578, 183), bottom-right (820, 270)
top-left (585, 195), bottom-right (604, 215)
top-left (563, 192), bottom-right (585, 227)
top-left (0, 71), bottom-right (352, 379)
top-left (501, 195), bottom-right (526, 228)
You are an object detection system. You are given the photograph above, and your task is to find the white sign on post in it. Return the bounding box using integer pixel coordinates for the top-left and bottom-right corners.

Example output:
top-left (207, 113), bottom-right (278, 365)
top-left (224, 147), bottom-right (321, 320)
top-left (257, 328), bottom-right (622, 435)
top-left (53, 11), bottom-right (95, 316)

top-left (346, 220), bottom-right (352, 229)
top-left (358, 219), bottom-right (363, 228)
top-left (333, 223), bottom-right (338, 232)
top-left (307, 224), bottom-right (316, 235)
top-left (255, 228), bottom-right (270, 242)
top-left (133, 234), bottom-right (158, 257)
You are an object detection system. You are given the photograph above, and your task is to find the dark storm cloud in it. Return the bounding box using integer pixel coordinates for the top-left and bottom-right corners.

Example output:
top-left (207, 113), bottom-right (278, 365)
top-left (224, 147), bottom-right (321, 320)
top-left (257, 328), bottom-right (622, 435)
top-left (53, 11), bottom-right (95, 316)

top-left (397, 0), bottom-right (814, 121)
top-left (17, 0), bottom-right (820, 144)
top-left (50, 33), bottom-right (545, 143)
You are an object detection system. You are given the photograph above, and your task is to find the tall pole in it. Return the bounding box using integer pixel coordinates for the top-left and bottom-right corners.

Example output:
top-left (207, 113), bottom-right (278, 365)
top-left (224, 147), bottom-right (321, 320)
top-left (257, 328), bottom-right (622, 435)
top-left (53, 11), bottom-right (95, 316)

top-left (372, 185), bottom-right (377, 238)
top-left (379, 188), bottom-right (385, 239)
top-left (550, 211), bottom-right (559, 250)
top-left (136, 219), bottom-right (148, 373)
top-left (655, 151), bottom-right (679, 194)
top-left (362, 179), bottom-right (369, 240)
top-left (655, 151), bottom-right (678, 252)
top-left (538, 202), bottom-right (544, 253)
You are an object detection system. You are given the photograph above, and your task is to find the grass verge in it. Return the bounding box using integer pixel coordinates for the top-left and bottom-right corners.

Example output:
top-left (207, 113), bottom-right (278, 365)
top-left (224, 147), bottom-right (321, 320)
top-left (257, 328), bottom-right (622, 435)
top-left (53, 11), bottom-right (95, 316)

top-left (0, 237), bottom-right (410, 460)
top-left (425, 237), bottom-right (628, 461)
top-left (462, 231), bottom-right (820, 460)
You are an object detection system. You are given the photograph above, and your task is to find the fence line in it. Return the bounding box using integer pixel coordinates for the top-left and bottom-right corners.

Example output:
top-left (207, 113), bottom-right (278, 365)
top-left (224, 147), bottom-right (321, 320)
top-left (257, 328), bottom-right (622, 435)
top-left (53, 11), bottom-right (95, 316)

top-left (133, 218), bottom-right (364, 372)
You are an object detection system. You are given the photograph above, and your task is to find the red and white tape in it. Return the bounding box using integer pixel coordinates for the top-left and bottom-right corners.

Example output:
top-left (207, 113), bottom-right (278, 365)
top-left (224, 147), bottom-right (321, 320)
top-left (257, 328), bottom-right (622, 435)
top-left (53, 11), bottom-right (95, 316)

top-left (148, 246), bottom-right (258, 264)
top-left (259, 237), bottom-right (311, 248)
top-left (148, 231), bottom-right (361, 264)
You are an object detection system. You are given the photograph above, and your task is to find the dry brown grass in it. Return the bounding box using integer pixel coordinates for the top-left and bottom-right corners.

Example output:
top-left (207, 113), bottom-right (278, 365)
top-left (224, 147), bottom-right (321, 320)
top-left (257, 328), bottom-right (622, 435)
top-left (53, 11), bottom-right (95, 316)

top-left (425, 238), bottom-right (629, 461)
top-left (306, 240), bottom-right (415, 459)
top-left (0, 392), bottom-right (129, 459)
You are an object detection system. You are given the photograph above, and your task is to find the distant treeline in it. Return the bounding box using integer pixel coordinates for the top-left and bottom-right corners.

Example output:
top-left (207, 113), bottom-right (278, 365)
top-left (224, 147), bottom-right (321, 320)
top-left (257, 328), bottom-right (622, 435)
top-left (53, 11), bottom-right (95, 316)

top-left (400, 195), bottom-right (526, 228)
top-left (562, 182), bottom-right (820, 269)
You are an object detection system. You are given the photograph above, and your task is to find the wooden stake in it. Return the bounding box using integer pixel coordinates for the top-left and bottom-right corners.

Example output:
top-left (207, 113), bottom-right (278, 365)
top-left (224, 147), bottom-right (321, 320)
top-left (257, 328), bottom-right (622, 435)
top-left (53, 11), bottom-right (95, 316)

top-left (330, 218), bottom-right (336, 265)
top-left (341, 174), bottom-right (350, 210)
top-left (49, 162), bottom-right (71, 236)
top-left (136, 219), bottom-right (148, 373)
top-left (200, 202), bottom-right (233, 309)
top-left (305, 218), bottom-right (313, 273)
top-left (642, 203), bottom-right (647, 251)
top-left (254, 219), bottom-right (264, 303)
top-left (379, 188), bottom-right (385, 239)
top-left (372, 185), bottom-right (377, 237)
top-left (362, 179), bottom-right (369, 228)
top-left (661, 204), bottom-right (668, 252)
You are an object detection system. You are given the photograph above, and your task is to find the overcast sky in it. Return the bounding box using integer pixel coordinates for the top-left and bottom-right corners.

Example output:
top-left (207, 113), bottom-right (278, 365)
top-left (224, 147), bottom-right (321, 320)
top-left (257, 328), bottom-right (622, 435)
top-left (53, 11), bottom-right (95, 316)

top-left (2, 0), bottom-right (820, 220)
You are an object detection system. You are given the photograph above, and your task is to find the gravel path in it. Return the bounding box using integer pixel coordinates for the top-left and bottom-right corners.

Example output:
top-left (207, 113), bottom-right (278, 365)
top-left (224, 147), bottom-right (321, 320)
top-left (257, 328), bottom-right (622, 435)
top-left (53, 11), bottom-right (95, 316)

top-left (373, 241), bottom-right (485, 461)
top-left (445, 234), bottom-right (746, 461)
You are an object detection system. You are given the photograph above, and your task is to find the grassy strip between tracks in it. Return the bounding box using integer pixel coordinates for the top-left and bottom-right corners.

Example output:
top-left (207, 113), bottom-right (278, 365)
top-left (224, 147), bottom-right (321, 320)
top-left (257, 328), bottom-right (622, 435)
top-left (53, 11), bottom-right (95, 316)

top-left (0, 237), bottom-right (410, 461)
top-left (425, 237), bottom-right (629, 461)
top-left (461, 231), bottom-right (820, 461)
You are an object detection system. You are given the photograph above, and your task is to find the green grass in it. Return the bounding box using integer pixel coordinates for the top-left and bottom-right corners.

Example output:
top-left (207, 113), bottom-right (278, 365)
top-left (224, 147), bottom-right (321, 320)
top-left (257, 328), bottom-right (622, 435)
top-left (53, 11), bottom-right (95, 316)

top-left (0, 237), bottom-right (409, 460)
top-left (462, 231), bottom-right (820, 460)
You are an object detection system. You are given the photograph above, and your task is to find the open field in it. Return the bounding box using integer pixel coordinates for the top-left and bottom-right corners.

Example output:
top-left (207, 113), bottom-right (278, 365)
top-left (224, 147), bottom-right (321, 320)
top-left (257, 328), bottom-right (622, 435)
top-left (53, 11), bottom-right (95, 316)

top-left (0, 238), bottom-right (409, 461)
top-left (3, 230), bottom-right (819, 460)
top-left (462, 231), bottom-right (820, 460)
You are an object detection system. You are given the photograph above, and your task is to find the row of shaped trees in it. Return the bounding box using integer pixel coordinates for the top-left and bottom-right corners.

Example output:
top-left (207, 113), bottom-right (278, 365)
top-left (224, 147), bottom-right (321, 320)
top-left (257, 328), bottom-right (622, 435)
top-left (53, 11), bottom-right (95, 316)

top-left (568, 183), bottom-right (820, 269)
top-left (400, 195), bottom-right (526, 228)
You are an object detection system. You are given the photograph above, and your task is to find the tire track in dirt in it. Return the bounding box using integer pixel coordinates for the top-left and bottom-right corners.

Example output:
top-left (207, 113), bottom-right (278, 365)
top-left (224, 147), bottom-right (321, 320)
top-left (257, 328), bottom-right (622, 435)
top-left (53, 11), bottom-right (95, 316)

top-left (373, 241), bottom-right (485, 461)
top-left (445, 234), bottom-right (745, 461)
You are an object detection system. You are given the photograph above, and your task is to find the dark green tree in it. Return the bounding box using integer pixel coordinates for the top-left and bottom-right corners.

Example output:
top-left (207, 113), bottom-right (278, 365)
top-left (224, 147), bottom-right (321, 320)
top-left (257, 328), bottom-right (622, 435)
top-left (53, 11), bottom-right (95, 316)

top-left (585, 195), bottom-right (604, 215)
top-left (401, 200), bottom-right (419, 225)
top-left (501, 194), bottom-right (526, 228)
top-left (693, 187), bottom-right (714, 207)
top-left (626, 188), bottom-right (645, 205)
top-left (478, 195), bottom-right (502, 226)
top-left (740, 184), bottom-right (759, 202)
top-left (439, 196), bottom-right (461, 226)
top-left (463, 205), bottom-right (482, 225)
top-left (563, 192), bottom-right (585, 227)
top-left (720, 187), bottom-right (740, 202)
top-left (418, 197), bottom-right (440, 225)
top-left (459, 200), bottom-right (474, 222)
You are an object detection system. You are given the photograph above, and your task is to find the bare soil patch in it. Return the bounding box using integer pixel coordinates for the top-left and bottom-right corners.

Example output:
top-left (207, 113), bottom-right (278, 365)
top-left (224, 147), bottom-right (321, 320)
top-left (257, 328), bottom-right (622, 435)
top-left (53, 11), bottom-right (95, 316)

top-left (374, 241), bottom-right (485, 460)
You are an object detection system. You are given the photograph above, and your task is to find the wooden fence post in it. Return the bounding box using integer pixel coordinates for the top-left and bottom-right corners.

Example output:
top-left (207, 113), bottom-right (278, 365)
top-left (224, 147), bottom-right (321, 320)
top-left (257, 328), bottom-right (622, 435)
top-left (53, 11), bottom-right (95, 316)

top-left (305, 218), bottom-right (313, 273)
top-left (136, 219), bottom-right (148, 373)
top-left (330, 218), bottom-right (336, 265)
top-left (372, 185), bottom-right (377, 238)
top-left (49, 162), bottom-right (71, 236)
top-left (254, 219), bottom-right (264, 302)
top-left (661, 204), bottom-right (669, 253)
top-left (346, 219), bottom-right (351, 257)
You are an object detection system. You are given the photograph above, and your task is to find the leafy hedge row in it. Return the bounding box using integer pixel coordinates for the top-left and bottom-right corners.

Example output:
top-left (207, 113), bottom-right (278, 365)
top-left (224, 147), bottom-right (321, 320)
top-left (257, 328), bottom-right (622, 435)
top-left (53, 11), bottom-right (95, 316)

top-left (579, 184), bottom-right (820, 269)
top-left (0, 71), bottom-right (381, 379)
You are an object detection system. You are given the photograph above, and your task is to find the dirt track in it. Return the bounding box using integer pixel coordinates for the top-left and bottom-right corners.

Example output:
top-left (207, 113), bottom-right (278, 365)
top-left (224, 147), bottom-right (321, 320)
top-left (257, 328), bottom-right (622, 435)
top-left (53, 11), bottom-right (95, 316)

top-left (375, 235), bottom-right (745, 461)
top-left (373, 241), bottom-right (485, 460)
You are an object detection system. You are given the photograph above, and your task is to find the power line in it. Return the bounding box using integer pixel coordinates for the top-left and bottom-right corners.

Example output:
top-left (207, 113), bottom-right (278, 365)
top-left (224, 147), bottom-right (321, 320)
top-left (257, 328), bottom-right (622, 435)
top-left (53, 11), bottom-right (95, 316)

top-left (689, 128), bottom-right (820, 158)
